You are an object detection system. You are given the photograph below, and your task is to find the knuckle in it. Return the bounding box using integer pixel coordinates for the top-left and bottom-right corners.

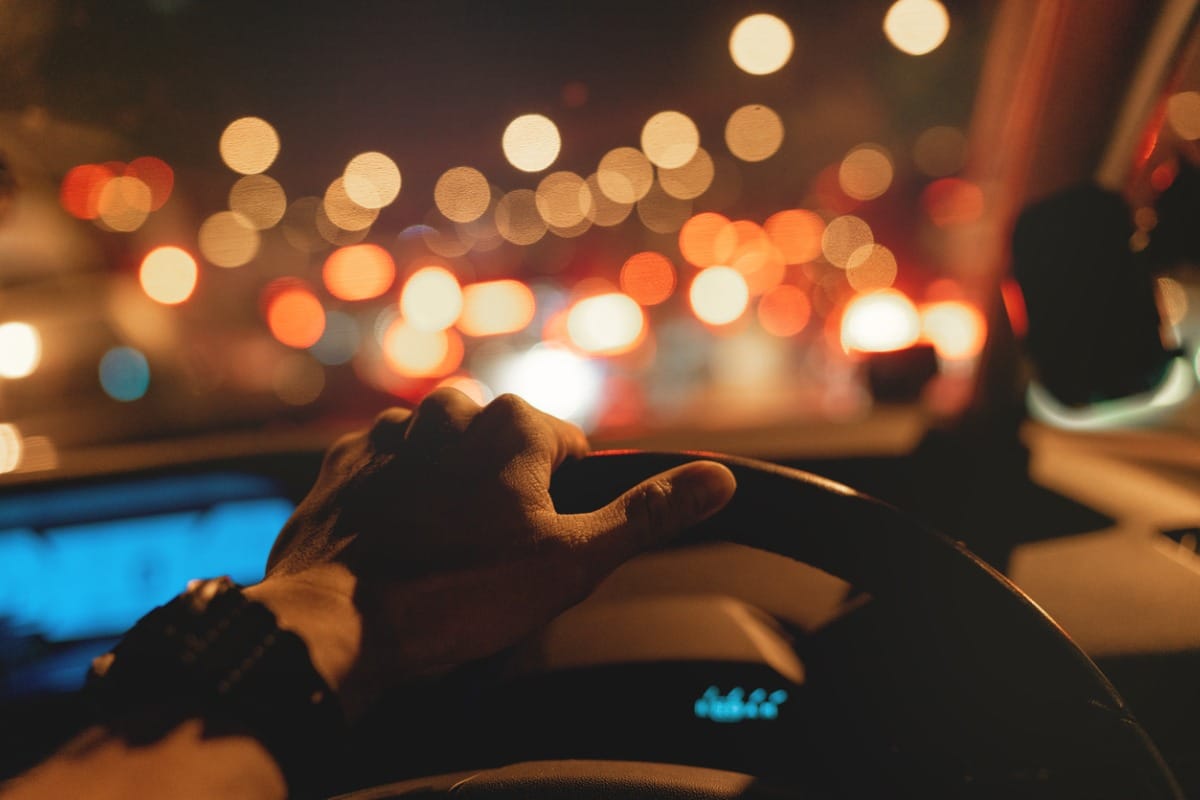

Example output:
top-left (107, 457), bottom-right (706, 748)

top-left (419, 386), bottom-right (465, 412)
top-left (478, 393), bottom-right (538, 442)
top-left (488, 393), bottom-right (531, 419)
top-left (369, 406), bottom-right (411, 434)
top-left (367, 406), bottom-right (414, 451)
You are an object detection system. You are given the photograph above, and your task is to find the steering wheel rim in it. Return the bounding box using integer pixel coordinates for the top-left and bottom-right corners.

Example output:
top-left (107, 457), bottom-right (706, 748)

top-left (335, 450), bottom-right (1184, 799)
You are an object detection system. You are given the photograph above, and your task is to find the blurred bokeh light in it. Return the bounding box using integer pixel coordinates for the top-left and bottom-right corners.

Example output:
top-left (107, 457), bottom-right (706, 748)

top-left (1167, 91), bottom-right (1200, 140)
top-left (323, 244), bottom-right (396, 301)
top-left (822, 215), bottom-right (874, 268)
top-left (495, 189), bottom-right (548, 245)
top-left (400, 266), bottom-right (463, 332)
top-left (323, 177), bottom-right (379, 231)
top-left (434, 166), bottom-right (491, 223)
top-left (343, 152), bottom-right (402, 209)
top-left (567, 293), bottom-right (646, 356)
top-left (229, 175), bottom-right (287, 230)
top-left (99, 347), bottom-right (151, 402)
top-left (383, 320), bottom-right (462, 378)
top-left (502, 114), bottom-right (561, 172)
top-left (266, 286), bottom-right (326, 348)
top-left (883, 0), bottom-right (950, 56)
top-left (0, 323), bottom-right (42, 379)
top-left (841, 289), bottom-right (920, 352)
top-left (97, 176), bottom-right (152, 232)
top-left (724, 105), bottom-right (784, 162)
top-left (458, 280), bottom-right (537, 337)
top-left (139, 246), bottom-right (198, 305)
top-left (680, 212), bottom-right (736, 267)
top-left (757, 285), bottom-right (811, 337)
top-left (764, 209), bottom-right (824, 264)
top-left (838, 145), bottom-right (894, 201)
top-left (536, 171), bottom-right (592, 229)
top-left (729, 13), bottom-right (794, 76)
top-left (642, 111), bottom-right (700, 169)
top-left (597, 147), bottom-right (654, 204)
top-left (620, 251), bottom-right (677, 306)
top-left (659, 147), bottom-right (715, 200)
top-left (487, 345), bottom-right (602, 424)
top-left (690, 266), bottom-right (750, 325)
top-left (920, 300), bottom-right (987, 360)
top-left (0, 424), bottom-right (22, 474)
top-left (126, 156), bottom-right (174, 211)
top-left (219, 116), bottom-right (280, 175)
top-left (199, 210), bottom-right (261, 267)
top-left (845, 243), bottom-right (898, 292)
top-left (309, 310), bottom-right (361, 366)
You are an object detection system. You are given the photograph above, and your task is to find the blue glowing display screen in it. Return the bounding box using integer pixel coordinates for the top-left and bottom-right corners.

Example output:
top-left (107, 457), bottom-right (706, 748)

top-left (694, 685), bottom-right (789, 722)
top-left (0, 473), bottom-right (294, 644)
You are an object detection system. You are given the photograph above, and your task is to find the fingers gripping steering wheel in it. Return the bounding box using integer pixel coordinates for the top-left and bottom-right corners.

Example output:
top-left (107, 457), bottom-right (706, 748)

top-left (335, 451), bottom-right (1183, 799)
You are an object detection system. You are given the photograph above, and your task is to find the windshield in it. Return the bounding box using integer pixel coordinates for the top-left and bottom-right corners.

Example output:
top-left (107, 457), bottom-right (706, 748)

top-left (2, 0), bottom-right (1176, 469)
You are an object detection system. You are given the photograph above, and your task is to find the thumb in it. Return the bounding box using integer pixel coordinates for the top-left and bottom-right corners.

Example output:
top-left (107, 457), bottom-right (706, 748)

top-left (570, 460), bottom-right (737, 573)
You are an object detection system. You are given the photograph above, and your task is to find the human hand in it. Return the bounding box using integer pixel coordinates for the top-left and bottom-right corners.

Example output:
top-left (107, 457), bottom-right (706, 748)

top-left (246, 389), bottom-right (736, 719)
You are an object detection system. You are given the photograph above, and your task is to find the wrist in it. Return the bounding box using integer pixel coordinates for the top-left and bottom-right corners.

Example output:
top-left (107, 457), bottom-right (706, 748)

top-left (245, 565), bottom-right (367, 718)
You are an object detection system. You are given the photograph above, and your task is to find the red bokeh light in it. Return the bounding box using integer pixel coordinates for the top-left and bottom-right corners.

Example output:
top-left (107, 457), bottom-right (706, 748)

top-left (60, 164), bottom-right (116, 219)
top-left (125, 156), bottom-right (174, 211)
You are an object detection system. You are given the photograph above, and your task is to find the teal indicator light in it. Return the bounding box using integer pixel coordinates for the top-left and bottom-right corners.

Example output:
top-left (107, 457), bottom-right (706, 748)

top-left (694, 686), bottom-right (789, 722)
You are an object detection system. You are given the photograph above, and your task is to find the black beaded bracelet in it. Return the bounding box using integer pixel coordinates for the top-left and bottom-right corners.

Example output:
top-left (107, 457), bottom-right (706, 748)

top-left (84, 577), bottom-right (347, 798)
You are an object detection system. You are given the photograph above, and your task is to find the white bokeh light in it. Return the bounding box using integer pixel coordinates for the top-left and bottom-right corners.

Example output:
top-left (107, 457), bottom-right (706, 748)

top-left (487, 345), bottom-right (603, 425)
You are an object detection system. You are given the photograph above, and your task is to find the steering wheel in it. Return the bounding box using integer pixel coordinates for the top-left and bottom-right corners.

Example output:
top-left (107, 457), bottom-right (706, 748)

top-left (334, 451), bottom-right (1183, 799)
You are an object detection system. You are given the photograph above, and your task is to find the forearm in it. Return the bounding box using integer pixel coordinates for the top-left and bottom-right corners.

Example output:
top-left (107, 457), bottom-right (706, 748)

top-left (1, 573), bottom-right (359, 800)
top-left (0, 718), bottom-right (285, 800)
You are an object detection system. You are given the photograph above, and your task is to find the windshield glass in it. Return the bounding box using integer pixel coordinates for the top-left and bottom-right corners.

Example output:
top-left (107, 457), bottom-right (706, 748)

top-left (0, 0), bottom-right (1091, 465)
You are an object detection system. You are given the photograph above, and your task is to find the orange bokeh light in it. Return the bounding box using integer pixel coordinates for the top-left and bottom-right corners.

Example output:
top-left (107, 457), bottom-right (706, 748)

top-left (322, 244), bottom-right (396, 301)
top-left (267, 287), bottom-right (326, 348)
top-left (60, 164), bottom-right (115, 219)
top-left (678, 212), bottom-right (735, 268)
top-left (723, 220), bottom-right (785, 295)
top-left (920, 300), bottom-right (987, 360)
top-left (139, 246), bottom-right (198, 305)
top-left (757, 284), bottom-right (811, 337)
top-left (382, 320), bottom-right (463, 378)
top-left (921, 178), bottom-right (984, 227)
top-left (765, 209), bottom-right (825, 264)
top-left (458, 280), bottom-right (537, 337)
top-left (619, 251), bottom-right (677, 306)
top-left (125, 156), bottom-right (174, 211)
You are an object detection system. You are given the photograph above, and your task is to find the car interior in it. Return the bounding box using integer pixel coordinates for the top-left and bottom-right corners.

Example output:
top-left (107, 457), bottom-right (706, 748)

top-left (4, 0), bottom-right (1200, 797)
